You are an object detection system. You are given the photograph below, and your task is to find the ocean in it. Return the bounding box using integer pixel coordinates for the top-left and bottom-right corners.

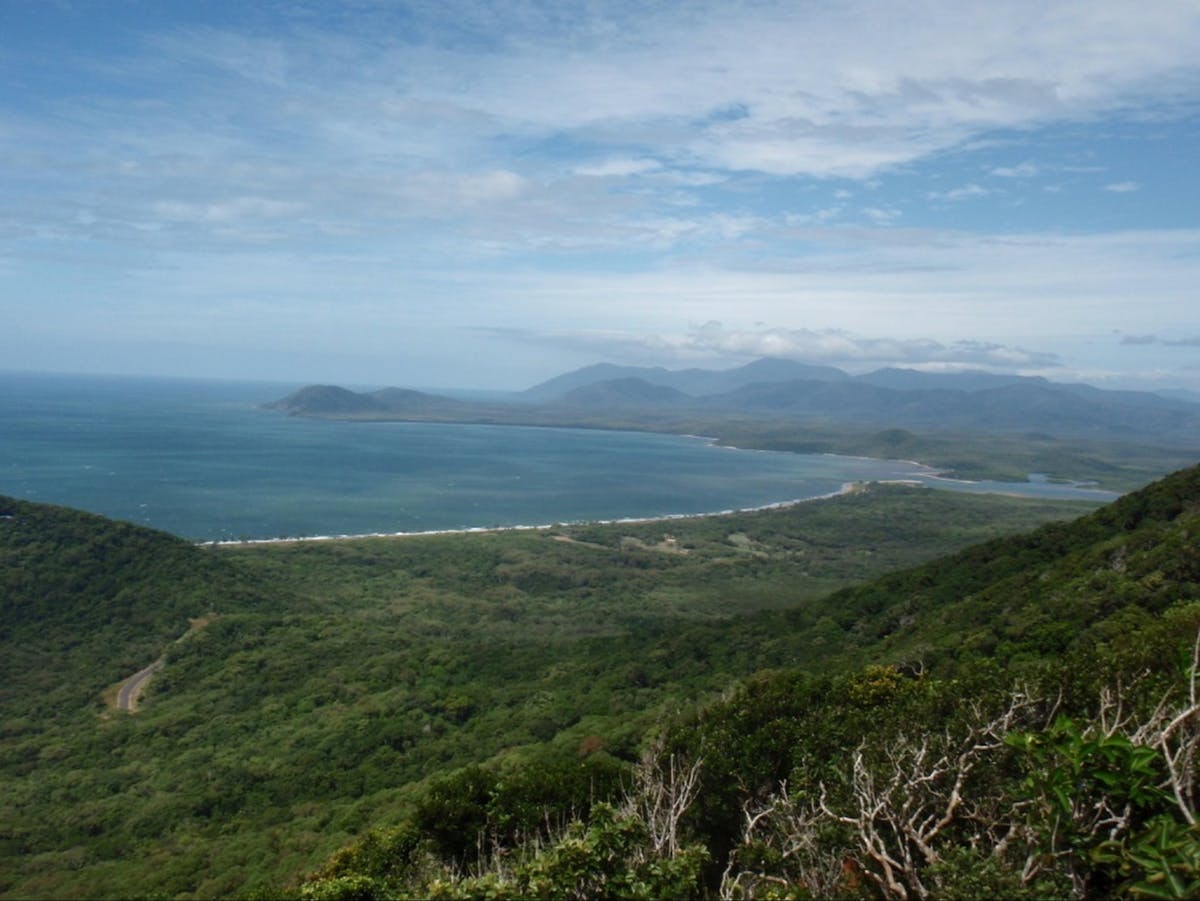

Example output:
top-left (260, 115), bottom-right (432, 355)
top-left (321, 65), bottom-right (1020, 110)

top-left (0, 371), bottom-right (1117, 541)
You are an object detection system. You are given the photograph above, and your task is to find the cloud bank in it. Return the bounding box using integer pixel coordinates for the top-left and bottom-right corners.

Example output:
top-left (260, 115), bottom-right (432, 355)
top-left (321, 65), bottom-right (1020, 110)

top-left (485, 322), bottom-right (1062, 374)
top-left (0, 1), bottom-right (1198, 389)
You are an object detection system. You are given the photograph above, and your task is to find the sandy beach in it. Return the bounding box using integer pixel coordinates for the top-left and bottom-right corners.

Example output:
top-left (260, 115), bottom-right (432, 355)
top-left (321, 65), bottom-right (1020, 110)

top-left (205, 480), bottom-right (864, 547)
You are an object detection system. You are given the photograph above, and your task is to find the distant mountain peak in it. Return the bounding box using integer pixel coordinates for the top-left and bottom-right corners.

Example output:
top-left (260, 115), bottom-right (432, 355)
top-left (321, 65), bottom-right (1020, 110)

top-left (269, 360), bottom-right (1200, 444)
top-left (267, 384), bottom-right (465, 417)
top-left (267, 385), bottom-right (386, 415)
top-left (523, 357), bottom-right (850, 402)
top-left (557, 377), bottom-right (693, 409)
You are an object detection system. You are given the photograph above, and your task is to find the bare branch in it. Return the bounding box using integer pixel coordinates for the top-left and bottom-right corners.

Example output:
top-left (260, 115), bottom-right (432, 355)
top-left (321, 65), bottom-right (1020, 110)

top-left (622, 736), bottom-right (704, 858)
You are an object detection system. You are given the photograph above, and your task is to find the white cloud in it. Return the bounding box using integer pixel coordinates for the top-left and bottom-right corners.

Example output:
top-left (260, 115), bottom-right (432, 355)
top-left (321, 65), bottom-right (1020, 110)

top-left (864, 206), bottom-right (902, 224)
top-left (7, 0), bottom-right (1198, 256)
top-left (680, 322), bottom-right (1062, 369)
top-left (151, 28), bottom-right (290, 87)
top-left (3, 1), bottom-right (1200, 389)
top-left (152, 197), bottom-right (306, 224)
top-left (437, 0), bottom-right (1200, 178)
top-left (1104, 180), bottom-right (1141, 192)
top-left (487, 321), bottom-right (1062, 372)
top-left (394, 170), bottom-right (528, 207)
top-left (786, 207), bottom-right (844, 226)
top-left (575, 158), bottom-right (662, 177)
top-left (928, 184), bottom-right (991, 202)
top-left (1119, 333), bottom-right (1200, 347)
top-left (446, 227), bottom-right (1200, 348)
top-left (119, 1), bottom-right (1200, 187)
top-left (991, 161), bottom-right (1041, 178)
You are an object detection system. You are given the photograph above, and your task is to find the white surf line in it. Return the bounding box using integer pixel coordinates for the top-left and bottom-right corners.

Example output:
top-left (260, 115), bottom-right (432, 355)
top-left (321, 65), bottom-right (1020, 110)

top-left (201, 481), bottom-right (864, 547)
top-left (196, 470), bottom-right (1114, 549)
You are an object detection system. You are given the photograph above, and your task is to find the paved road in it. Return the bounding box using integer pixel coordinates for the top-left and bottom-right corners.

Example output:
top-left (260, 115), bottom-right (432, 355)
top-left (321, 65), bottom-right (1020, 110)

top-left (113, 616), bottom-right (215, 713)
top-left (116, 658), bottom-right (164, 712)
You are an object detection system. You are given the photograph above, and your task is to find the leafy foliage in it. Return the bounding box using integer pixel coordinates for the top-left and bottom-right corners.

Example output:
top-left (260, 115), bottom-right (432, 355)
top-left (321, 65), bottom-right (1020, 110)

top-left (5, 462), bottom-right (1200, 898)
top-left (298, 609), bottom-right (1200, 900)
top-left (1096, 817), bottom-right (1200, 899)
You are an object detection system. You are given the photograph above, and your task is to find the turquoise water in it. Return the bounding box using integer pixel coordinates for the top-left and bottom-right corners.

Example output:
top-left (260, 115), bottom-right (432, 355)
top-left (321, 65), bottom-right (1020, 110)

top-left (0, 372), bottom-right (1117, 541)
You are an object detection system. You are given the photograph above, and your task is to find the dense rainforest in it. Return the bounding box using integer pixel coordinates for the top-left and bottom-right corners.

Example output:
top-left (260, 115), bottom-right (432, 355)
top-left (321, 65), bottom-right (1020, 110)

top-left (297, 464), bottom-right (1200, 900)
top-left (2, 464), bottom-right (1199, 898)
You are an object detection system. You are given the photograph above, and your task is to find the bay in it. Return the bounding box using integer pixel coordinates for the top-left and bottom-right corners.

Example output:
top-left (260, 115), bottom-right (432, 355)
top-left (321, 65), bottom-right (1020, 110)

top-left (0, 371), bottom-right (1116, 541)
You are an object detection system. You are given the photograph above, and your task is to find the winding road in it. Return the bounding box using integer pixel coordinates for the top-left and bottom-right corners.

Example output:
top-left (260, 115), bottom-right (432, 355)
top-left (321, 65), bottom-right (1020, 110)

top-left (111, 615), bottom-right (214, 714)
top-left (116, 658), bottom-right (164, 712)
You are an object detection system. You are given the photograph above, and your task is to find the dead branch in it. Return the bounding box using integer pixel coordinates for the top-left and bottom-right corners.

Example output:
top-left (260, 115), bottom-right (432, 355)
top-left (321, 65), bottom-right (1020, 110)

top-left (622, 737), bottom-right (704, 858)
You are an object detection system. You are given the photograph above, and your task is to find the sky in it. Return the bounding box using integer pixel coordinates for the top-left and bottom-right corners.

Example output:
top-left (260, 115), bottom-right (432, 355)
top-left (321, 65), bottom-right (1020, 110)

top-left (2, 0), bottom-right (1199, 392)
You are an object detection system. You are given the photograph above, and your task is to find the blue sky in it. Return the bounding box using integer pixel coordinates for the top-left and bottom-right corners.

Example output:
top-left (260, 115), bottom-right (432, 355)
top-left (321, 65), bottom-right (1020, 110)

top-left (2, 0), bottom-right (1198, 391)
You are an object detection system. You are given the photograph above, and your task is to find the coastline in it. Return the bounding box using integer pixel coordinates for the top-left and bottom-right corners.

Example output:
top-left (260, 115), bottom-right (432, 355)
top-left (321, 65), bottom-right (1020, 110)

top-left (203, 480), bottom-right (864, 547)
top-left (203, 467), bottom-right (1117, 547)
top-left (2, 373), bottom-right (1121, 546)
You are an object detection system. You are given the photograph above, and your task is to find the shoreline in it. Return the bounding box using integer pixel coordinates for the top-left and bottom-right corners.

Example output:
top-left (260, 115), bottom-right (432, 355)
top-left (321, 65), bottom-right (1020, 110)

top-left (203, 481), bottom-right (864, 547)
top-left (202, 468), bottom-right (1117, 548)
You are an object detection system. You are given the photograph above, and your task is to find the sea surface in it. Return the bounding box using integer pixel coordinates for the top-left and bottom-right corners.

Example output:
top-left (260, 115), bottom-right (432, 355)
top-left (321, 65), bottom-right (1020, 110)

top-left (0, 372), bottom-right (1118, 541)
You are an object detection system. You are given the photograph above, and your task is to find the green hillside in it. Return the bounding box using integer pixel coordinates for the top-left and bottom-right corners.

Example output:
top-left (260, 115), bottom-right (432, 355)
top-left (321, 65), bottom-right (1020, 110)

top-left (0, 496), bottom-right (283, 717)
top-left (299, 466), bottom-right (1200, 899)
top-left (2, 468), bottom-right (1198, 899)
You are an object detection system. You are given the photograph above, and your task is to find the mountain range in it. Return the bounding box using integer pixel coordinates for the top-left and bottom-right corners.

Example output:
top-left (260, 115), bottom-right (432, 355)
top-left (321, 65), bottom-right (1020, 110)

top-left (269, 358), bottom-right (1200, 443)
